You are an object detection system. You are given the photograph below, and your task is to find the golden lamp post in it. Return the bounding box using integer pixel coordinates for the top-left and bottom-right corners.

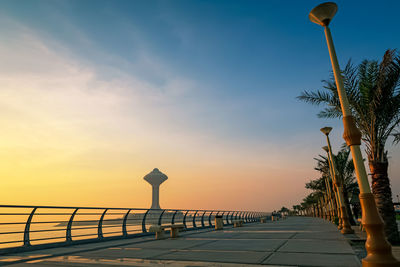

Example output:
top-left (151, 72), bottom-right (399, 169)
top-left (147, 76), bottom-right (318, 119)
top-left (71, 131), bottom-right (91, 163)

top-left (310, 2), bottom-right (398, 266)
top-left (322, 145), bottom-right (342, 229)
top-left (322, 173), bottom-right (334, 222)
top-left (321, 133), bottom-right (354, 234)
top-left (323, 169), bottom-right (337, 223)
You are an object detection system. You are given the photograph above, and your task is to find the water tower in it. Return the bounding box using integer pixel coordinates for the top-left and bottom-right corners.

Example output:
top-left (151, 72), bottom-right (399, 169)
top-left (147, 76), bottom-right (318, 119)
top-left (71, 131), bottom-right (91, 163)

top-left (143, 168), bottom-right (168, 209)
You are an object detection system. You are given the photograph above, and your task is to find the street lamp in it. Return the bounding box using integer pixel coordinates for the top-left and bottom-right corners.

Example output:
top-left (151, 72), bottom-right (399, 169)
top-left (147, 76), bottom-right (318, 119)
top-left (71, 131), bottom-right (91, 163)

top-left (320, 161), bottom-right (335, 222)
top-left (321, 130), bottom-right (353, 234)
top-left (310, 2), bottom-right (398, 266)
top-left (322, 145), bottom-right (342, 229)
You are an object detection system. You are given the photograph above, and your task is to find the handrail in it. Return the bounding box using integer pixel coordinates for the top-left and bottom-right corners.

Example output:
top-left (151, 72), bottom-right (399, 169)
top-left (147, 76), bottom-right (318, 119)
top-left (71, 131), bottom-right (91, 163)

top-left (23, 208), bottom-right (37, 247)
top-left (209, 211), bottom-right (214, 226)
top-left (66, 208), bottom-right (79, 242)
top-left (192, 211), bottom-right (198, 228)
top-left (0, 204), bottom-right (269, 255)
top-left (122, 209), bottom-right (131, 237)
top-left (97, 209), bottom-right (108, 239)
top-left (201, 211), bottom-right (206, 227)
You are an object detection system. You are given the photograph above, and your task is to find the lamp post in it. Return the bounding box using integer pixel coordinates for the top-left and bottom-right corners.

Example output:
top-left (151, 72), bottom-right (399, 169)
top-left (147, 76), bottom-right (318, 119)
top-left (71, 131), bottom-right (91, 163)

top-left (323, 171), bottom-right (336, 223)
top-left (321, 133), bottom-right (354, 234)
top-left (319, 198), bottom-right (324, 219)
top-left (323, 145), bottom-right (342, 229)
top-left (322, 174), bottom-right (333, 222)
top-left (320, 198), bottom-right (325, 219)
top-left (310, 2), bottom-right (398, 265)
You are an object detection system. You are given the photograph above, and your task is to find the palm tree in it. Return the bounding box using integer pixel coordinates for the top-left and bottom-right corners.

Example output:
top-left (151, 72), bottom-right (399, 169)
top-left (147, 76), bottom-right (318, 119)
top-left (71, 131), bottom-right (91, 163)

top-left (279, 206), bottom-right (290, 216)
top-left (312, 146), bottom-right (358, 225)
top-left (298, 49), bottom-right (400, 244)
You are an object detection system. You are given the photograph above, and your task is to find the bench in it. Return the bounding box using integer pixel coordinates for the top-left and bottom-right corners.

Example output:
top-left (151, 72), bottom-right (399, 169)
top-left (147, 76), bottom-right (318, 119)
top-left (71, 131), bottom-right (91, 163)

top-left (215, 216), bottom-right (224, 230)
top-left (233, 220), bottom-right (243, 227)
top-left (168, 224), bottom-right (185, 238)
top-left (149, 225), bottom-right (166, 239)
top-left (149, 224), bottom-right (185, 239)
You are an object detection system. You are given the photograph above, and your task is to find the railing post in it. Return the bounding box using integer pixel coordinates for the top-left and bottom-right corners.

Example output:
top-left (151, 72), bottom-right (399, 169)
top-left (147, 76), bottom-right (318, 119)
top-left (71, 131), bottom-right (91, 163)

top-left (209, 211), bottom-right (214, 227)
top-left (142, 209), bottom-right (150, 233)
top-left (158, 209), bottom-right (166, 226)
top-left (238, 211), bottom-right (243, 221)
top-left (183, 210), bottom-right (189, 229)
top-left (201, 211), bottom-right (206, 228)
top-left (221, 212), bottom-right (225, 225)
top-left (66, 208), bottom-right (79, 242)
top-left (23, 207), bottom-right (37, 246)
top-left (230, 211), bottom-right (234, 224)
top-left (225, 211), bottom-right (231, 224)
top-left (122, 209), bottom-right (131, 237)
top-left (98, 209), bottom-right (108, 239)
top-left (192, 211), bottom-right (199, 228)
top-left (171, 210), bottom-right (178, 224)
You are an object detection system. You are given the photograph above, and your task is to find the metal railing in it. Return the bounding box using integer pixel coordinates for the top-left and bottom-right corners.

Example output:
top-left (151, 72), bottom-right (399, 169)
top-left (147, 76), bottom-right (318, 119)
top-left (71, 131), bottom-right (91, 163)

top-left (0, 205), bottom-right (268, 255)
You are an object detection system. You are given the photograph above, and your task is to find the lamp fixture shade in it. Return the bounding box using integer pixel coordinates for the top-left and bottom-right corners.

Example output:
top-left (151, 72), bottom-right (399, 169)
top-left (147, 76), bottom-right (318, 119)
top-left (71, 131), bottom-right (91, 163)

top-left (320, 127), bottom-right (333, 135)
top-left (309, 2), bottom-right (338, 26)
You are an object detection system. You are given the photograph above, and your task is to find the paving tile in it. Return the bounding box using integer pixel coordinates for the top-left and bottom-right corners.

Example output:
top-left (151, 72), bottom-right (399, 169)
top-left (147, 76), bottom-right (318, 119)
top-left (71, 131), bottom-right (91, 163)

top-left (188, 231), bottom-right (239, 239)
top-left (154, 250), bottom-right (270, 264)
top-left (72, 247), bottom-right (169, 259)
top-left (232, 232), bottom-right (295, 239)
top-left (293, 232), bottom-right (345, 240)
top-left (126, 239), bottom-right (213, 250)
top-left (278, 239), bottom-right (355, 254)
top-left (264, 252), bottom-right (361, 267)
top-left (193, 239), bottom-right (286, 252)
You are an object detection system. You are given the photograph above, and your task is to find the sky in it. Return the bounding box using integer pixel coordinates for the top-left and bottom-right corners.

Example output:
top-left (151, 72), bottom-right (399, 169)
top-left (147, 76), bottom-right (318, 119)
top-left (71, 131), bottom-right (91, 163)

top-left (0, 0), bottom-right (399, 211)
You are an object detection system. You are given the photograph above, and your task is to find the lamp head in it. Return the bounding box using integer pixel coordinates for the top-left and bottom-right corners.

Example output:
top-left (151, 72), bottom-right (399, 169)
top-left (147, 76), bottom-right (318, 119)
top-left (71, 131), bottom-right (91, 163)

top-left (320, 127), bottom-right (332, 135)
top-left (322, 146), bottom-right (329, 152)
top-left (309, 2), bottom-right (338, 26)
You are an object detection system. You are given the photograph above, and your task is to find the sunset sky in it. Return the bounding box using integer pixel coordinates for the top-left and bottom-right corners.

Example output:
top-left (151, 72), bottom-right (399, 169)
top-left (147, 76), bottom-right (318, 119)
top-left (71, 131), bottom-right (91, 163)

top-left (0, 0), bottom-right (399, 211)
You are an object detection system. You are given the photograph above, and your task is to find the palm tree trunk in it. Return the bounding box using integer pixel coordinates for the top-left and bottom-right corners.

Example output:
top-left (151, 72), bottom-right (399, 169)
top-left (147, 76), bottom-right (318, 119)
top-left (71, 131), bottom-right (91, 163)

top-left (342, 188), bottom-right (356, 225)
top-left (369, 161), bottom-right (400, 245)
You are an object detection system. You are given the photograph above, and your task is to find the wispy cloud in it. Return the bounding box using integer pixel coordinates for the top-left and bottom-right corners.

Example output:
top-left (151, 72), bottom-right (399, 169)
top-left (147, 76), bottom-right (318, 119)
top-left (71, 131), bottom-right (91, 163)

top-left (0, 13), bottom-right (318, 210)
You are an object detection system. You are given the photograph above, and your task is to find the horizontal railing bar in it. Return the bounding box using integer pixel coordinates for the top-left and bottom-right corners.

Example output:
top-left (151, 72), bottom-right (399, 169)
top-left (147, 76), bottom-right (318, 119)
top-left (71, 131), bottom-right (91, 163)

top-left (101, 230), bottom-right (123, 235)
top-left (0, 222), bottom-right (28, 225)
top-left (0, 213), bottom-right (129, 216)
top-left (0, 205), bottom-right (255, 213)
top-left (69, 224), bottom-right (123, 231)
top-left (29, 236), bottom-right (66, 242)
top-left (0, 205), bottom-right (140, 210)
top-left (0, 223), bottom-right (141, 235)
top-left (0, 240), bottom-right (23, 245)
top-left (0, 220), bottom-right (144, 226)
top-left (69, 233), bottom-right (98, 238)
top-left (0, 218), bottom-right (128, 226)
top-left (0, 228), bottom-right (60, 235)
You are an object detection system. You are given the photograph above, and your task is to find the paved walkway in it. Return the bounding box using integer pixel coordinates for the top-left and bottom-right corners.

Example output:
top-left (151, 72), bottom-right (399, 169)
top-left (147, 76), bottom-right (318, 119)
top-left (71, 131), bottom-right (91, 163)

top-left (2, 217), bottom-right (361, 266)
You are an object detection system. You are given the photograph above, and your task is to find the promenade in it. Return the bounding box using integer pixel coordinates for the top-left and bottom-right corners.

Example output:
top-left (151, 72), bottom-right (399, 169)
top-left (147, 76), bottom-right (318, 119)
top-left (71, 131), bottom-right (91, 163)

top-left (2, 217), bottom-right (362, 266)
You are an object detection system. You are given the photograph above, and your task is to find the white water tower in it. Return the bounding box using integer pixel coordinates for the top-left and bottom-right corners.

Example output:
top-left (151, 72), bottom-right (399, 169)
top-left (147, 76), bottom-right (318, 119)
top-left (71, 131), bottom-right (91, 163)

top-left (143, 168), bottom-right (168, 209)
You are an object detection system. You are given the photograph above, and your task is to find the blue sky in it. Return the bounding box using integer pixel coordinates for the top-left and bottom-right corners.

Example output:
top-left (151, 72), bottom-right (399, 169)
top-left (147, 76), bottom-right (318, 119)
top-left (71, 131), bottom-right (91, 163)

top-left (0, 0), bottom-right (399, 209)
